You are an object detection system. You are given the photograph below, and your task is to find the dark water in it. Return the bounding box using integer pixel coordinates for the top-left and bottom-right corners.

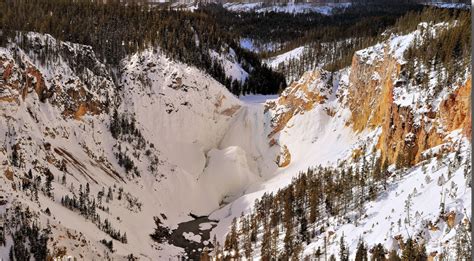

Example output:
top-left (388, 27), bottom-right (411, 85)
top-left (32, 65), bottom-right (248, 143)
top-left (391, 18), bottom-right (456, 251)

top-left (168, 214), bottom-right (218, 260)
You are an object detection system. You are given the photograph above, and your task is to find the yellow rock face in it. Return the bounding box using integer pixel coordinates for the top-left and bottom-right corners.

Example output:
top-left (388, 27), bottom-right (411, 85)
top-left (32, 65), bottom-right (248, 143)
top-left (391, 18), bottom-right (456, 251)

top-left (347, 46), bottom-right (471, 167)
top-left (267, 46), bottom-right (470, 169)
top-left (267, 70), bottom-right (329, 139)
top-left (277, 145), bottom-right (291, 168)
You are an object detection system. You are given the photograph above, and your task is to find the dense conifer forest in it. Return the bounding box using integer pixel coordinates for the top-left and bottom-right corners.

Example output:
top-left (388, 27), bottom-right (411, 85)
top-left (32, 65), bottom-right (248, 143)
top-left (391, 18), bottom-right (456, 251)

top-left (0, 0), bottom-right (286, 95)
top-left (201, 3), bottom-right (470, 82)
top-left (1, 1), bottom-right (465, 92)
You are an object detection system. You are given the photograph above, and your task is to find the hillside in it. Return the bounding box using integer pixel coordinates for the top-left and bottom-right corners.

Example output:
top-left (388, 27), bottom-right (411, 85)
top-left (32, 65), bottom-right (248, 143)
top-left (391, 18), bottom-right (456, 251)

top-left (0, 2), bottom-right (471, 261)
top-left (213, 18), bottom-right (471, 260)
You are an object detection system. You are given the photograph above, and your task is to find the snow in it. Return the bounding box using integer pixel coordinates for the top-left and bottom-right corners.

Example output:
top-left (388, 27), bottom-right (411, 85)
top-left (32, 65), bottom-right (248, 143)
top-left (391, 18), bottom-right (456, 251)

top-left (239, 94), bottom-right (279, 104)
top-left (239, 38), bottom-right (257, 51)
top-left (239, 38), bottom-right (279, 53)
top-left (199, 223), bottom-right (214, 230)
top-left (210, 49), bottom-right (249, 83)
top-left (264, 46), bottom-right (305, 69)
top-left (224, 2), bottom-right (263, 12)
top-left (210, 68), bottom-right (362, 243)
top-left (0, 20), bottom-right (470, 260)
top-left (0, 35), bottom-right (257, 259)
top-left (198, 146), bottom-right (261, 204)
top-left (224, 2), bottom-right (351, 14)
top-left (424, 2), bottom-right (471, 9)
top-left (183, 232), bottom-right (202, 243)
top-left (356, 21), bottom-right (453, 65)
top-left (208, 20), bottom-right (471, 259)
top-left (303, 135), bottom-right (471, 259)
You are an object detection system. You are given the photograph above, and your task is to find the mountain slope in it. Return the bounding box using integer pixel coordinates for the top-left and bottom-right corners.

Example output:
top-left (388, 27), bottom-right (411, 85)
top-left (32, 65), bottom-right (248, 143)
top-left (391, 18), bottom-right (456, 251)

top-left (0, 8), bottom-right (471, 261)
top-left (212, 20), bottom-right (471, 260)
top-left (0, 32), bottom-right (277, 260)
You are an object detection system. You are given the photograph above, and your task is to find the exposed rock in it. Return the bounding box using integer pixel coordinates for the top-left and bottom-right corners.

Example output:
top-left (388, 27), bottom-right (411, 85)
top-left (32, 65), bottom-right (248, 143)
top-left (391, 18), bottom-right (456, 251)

top-left (220, 105), bottom-right (241, 117)
top-left (0, 32), bottom-right (116, 120)
top-left (428, 251), bottom-right (438, 261)
top-left (347, 41), bottom-right (471, 167)
top-left (266, 69), bottom-right (331, 138)
top-left (444, 211), bottom-right (457, 229)
top-left (440, 78), bottom-right (471, 139)
top-left (4, 168), bottom-right (13, 181)
top-left (276, 145), bottom-right (291, 168)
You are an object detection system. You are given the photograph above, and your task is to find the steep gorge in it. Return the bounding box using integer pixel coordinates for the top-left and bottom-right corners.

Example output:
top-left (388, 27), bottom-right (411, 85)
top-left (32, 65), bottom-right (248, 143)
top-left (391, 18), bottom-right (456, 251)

top-left (0, 19), bottom-right (471, 260)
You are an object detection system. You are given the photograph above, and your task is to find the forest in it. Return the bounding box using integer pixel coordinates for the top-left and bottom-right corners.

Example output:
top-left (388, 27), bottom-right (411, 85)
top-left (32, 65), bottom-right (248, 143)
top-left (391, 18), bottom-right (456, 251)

top-left (1, 1), bottom-right (466, 93)
top-left (212, 145), bottom-right (470, 260)
top-left (201, 3), bottom-right (470, 82)
top-left (0, 0), bottom-right (286, 95)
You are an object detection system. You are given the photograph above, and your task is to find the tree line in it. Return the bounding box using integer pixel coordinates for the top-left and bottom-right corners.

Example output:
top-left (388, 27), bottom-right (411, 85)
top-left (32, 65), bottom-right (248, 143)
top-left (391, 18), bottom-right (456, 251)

top-left (200, 2), bottom-right (425, 83)
top-left (0, 0), bottom-right (286, 95)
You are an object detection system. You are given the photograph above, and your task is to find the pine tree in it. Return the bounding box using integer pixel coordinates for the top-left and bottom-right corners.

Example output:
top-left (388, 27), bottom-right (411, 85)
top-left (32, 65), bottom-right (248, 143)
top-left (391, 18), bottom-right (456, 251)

top-left (200, 247), bottom-right (211, 261)
top-left (44, 169), bottom-right (54, 198)
top-left (86, 183), bottom-right (90, 198)
top-left (339, 234), bottom-right (349, 261)
top-left (371, 243), bottom-right (386, 261)
top-left (355, 239), bottom-right (368, 261)
top-left (283, 225), bottom-right (294, 259)
top-left (388, 250), bottom-right (401, 261)
top-left (270, 226), bottom-right (279, 259)
top-left (212, 235), bottom-right (219, 259)
top-left (401, 238), bottom-right (416, 261)
top-left (107, 187), bottom-right (113, 202)
top-left (300, 214), bottom-right (309, 244)
top-left (292, 238), bottom-right (303, 260)
top-left (261, 222), bottom-right (271, 261)
top-left (455, 220), bottom-right (471, 261)
top-left (416, 242), bottom-right (427, 261)
top-left (404, 194), bottom-right (413, 225)
top-left (226, 217), bottom-right (239, 258)
top-left (11, 144), bottom-right (20, 167)
top-left (314, 247), bottom-right (322, 261)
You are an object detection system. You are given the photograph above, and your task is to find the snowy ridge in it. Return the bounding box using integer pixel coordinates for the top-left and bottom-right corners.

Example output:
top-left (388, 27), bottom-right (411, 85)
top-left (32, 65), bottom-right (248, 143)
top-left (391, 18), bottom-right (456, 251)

top-left (0, 33), bottom-right (275, 260)
top-left (223, 2), bottom-right (351, 14)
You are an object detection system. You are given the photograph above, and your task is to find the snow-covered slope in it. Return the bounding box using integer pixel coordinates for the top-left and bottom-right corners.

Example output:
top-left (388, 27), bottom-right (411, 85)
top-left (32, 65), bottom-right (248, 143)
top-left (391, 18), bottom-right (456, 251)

top-left (264, 46), bottom-right (305, 69)
top-left (223, 2), bottom-right (351, 14)
top-left (0, 32), bottom-right (275, 260)
top-left (210, 49), bottom-right (249, 83)
top-left (209, 21), bottom-right (471, 260)
top-left (0, 19), bottom-right (471, 261)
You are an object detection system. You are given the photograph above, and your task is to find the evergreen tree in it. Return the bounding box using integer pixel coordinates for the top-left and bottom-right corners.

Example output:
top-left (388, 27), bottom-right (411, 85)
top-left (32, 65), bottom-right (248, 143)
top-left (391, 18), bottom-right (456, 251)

top-left (355, 239), bottom-right (368, 261)
top-left (11, 144), bottom-right (20, 167)
top-left (371, 243), bottom-right (387, 261)
top-left (339, 234), bottom-right (349, 261)
top-left (455, 220), bottom-right (471, 261)
top-left (404, 194), bottom-right (413, 225)
top-left (401, 238), bottom-right (416, 260)
top-left (44, 169), bottom-right (54, 198)
top-left (388, 250), bottom-right (401, 261)
top-left (261, 222), bottom-right (271, 261)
